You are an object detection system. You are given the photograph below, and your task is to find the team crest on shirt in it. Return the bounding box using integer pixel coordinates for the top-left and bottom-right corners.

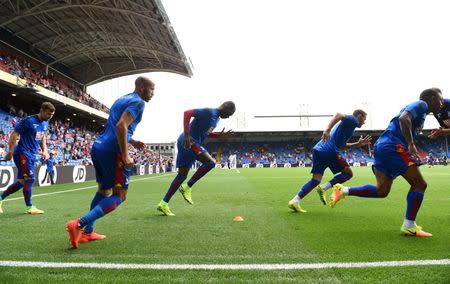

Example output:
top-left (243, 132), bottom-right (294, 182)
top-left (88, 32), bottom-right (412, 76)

top-left (21, 159), bottom-right (26, 165)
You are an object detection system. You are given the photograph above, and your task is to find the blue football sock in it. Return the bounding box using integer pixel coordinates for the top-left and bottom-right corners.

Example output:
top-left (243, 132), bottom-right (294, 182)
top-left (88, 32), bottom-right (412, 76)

top-left (348, 184), bottom-right (378, 197)
top-left (22, 179), bottom-right (34, 206)
top-left (297, 178), bottom-right (320, 199)
top-left (405, 191), bottom-right (424, 221)
top-left (187, 161), bottom-right (215, 187)
top-left (79, 195), bottom-right (122, 229)
top-left (84, 192), bottom-right (107, 234)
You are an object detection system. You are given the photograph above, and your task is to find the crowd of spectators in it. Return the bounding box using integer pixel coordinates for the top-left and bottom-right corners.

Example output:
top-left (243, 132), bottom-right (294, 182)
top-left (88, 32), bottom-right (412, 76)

top-left (0, 108), bottom-right (170, 169)
top-left (0, 46), bottom-right (109, 113)
top-left (207, 141), bottom-right (312, 167)
top-left (129, 143), bottom-right (173, 172)
top-left (208, 138), bottom-right (449, 167)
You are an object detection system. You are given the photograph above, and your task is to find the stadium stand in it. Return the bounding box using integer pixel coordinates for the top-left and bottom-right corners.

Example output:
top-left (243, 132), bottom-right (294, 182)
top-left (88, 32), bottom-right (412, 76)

top-left (0, 46), bottom-right (109, 113)
top-left (205, 131), bottom-right (448, 168)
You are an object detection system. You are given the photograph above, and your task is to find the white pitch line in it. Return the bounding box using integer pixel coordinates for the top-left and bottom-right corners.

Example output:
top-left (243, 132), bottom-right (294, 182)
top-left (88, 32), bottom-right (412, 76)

top-left (2, 185), bottom-right (97, 202)
top-left (2, 173), bottom-right (174, 202)
top-left (235, 168), bottom-right (240, 174)
top-left (0, 259), bottom-right (449, 270)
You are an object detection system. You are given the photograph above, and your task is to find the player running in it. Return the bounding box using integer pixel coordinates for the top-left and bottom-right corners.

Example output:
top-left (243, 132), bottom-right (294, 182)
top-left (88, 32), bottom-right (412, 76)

top-left (0, 102), bottom-right (55, 214)
top-left (288, 109), bottom-right (370, 213)
top-left (157, 101), bottom-right (236, 216)
top-left (330, 88), bottom-right (443, 237)
top-left (66, 76), bottom-right (154, 249)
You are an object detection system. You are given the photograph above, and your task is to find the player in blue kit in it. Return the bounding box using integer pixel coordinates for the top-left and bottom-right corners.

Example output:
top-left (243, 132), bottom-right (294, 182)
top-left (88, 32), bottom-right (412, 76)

top-left (429, 89), bottom-right (450, 138)
top-left (330, 88), bottom-right (443, 237)
top-left (0, 102), bottom-right (55, 214)
top-left (41, 152), bottom-right (55, 185)
top-left (157, 101), bottom-right (236, 216)
top-left (288, 109), bottom-right (371, 213)
top-left (66, 76), bottom-right (154, 249)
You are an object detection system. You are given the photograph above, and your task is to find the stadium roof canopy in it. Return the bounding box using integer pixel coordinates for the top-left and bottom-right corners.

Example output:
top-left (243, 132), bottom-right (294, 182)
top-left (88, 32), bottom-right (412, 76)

top-left (0, 0), bottom-right (192, 86)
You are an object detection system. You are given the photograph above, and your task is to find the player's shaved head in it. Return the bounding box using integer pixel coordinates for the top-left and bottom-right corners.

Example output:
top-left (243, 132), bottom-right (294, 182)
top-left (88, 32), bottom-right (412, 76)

top-left (420, 88), bottom-right (443, 114)
top-left (135, 76), bottom-right (155, 102)
top-left (420, 88), bottom-right (441, 101)
top-left (135, 76), bottom-right (152, 88)
top-left (218, 101), bottom-right (236, 119)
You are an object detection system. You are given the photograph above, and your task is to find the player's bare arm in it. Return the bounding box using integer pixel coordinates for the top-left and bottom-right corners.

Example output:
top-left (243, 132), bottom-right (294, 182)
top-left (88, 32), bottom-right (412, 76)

top-left (4, 130), bottom-right (20, 161)
top-left (398, 111), bottom-right (419, 159)
top-left (116, 111), bottom-right (135, 168)
top-left (129, 139), bottom-right (146, 150)
top-left (40, 135), bottom-right (49, 161)
top-left (182, 109), bottom-right (194, 148)
top-left (208, 127), bottom-right (234, 138)
top-left (428, 127), bottom-right (450, 139)
top-left (341, 135), bottom-right (372, 150)
top-left (321, 112), bottom-right (345, 142)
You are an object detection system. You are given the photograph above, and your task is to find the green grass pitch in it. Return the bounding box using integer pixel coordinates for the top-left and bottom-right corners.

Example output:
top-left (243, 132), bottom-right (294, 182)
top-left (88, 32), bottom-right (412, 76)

top-left (0, 167), bottom-right (449, 283)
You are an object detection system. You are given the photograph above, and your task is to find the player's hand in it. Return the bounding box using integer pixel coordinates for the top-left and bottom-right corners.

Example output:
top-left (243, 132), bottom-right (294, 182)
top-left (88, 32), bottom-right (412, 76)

top-left (218, 127), bottom-right (234, 138)
top-left (42, 151), bottom-right (49, 161)
top-left (123, 155), bottom-right (134, 169)
top-left (182, 134), bottom-right (193, 149)
top-left (3, 152), bottom-right (12, 161)
top-left (357, 135), bottom-right (372, 147)
top-left (321, 130), bottom-right (330, 143)
top-left (131, 140), bottom-right (146, 150)
top-left (408, 143), bottom-right (420, 161)
top-left (428, 128), bottom-right (443, 139)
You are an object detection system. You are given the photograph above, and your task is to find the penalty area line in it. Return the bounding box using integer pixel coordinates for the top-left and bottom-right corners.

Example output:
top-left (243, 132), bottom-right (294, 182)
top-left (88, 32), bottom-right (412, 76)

top-left (2, 173), bottom-right (175, 202)
top-left (0, 259), bottom-right (449, 270)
